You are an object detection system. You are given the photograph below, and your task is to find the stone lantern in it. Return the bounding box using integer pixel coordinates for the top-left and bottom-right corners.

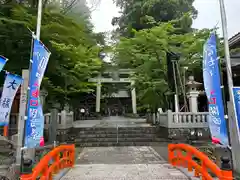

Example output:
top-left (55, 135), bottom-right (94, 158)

top-left (186, 76), bottom-right (202, 113)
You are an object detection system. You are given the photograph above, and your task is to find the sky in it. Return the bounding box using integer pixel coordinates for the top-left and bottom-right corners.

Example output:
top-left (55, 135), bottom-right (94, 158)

top-left (88, 0), bottom-right (240, 38)
top-left (192, 0), bottom-right (240, 37)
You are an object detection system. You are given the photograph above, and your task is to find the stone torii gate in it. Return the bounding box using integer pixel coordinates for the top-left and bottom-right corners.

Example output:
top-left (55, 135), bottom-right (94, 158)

top-left (88, 69), bottom-right (137, 114)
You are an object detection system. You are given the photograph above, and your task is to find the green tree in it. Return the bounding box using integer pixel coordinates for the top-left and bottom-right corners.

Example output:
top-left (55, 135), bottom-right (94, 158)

top-left (112, 0), bottom-right (197, 36)
top-left (0, 2), bottom-right (104, 109)
top-left (114, 21), bottom-right (211, 111)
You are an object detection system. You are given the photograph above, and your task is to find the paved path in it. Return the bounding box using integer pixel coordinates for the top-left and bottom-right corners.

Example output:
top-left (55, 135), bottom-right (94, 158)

top-left (61, 146), bottom-right (189, 180)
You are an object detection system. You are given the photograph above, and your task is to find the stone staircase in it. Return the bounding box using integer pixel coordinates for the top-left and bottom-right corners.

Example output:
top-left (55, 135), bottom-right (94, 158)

top-left (67, 126), bottom-right (169, 147)
top-left (0, 136), bottom-right (16, 179)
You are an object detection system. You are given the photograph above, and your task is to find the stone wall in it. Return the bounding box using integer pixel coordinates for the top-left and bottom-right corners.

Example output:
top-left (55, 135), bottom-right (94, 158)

top-left (44, 110), bottom-right (74, 144)
top-left (151, 110), bottom-right (211, 141)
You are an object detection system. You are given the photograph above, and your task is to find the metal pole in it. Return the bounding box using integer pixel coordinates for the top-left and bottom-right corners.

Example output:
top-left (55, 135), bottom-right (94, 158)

top-left (17, 0), bottom-right (43, 172)
top-left (23, 0), bottom-right (44, 166)
top-left (176, 62), bottom-right (188, 112)
top-left (36, 0), bottom-right (43, 40)
top-left (24, 0), bottom-right (43, 162)
top-left (219, 0), bottom-right (240, 173)
top-left (183, 67), bottom-right (188, 111)
top-left (172, 61), bottom-right (179, 113)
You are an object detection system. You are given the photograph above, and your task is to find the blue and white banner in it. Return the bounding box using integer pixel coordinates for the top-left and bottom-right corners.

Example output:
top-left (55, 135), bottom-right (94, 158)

top-left (232, 87), bottom-right (240, 132)
top-left (203, 33), bottom-right (228, 146)
top-left (0, 55), bottom-right (8, 72)
top-left (24, 38), bottom-right (51, 148)
top-left (0, 73), bottom-right (22, 126)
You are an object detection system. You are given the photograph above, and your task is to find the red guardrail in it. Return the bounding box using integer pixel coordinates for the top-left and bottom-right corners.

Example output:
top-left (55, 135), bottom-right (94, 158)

top-left (20, 144), bottom-right (75, 180)
top-left (168, 144), bottom-right (233, 180)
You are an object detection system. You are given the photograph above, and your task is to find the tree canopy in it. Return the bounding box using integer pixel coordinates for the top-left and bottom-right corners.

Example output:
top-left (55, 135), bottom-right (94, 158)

top-left (0, 1), bottom-right (104, 109)
top-left (112, 0), bottom-right (197, 37)
top-left (0, 0), bottom-right (234, 113)
top-left (111, 0), bottom-right (229, 112)
top-left (114, 19), bottom-right (212, 111)
top-left (111, 0), bottom-right (240, 113)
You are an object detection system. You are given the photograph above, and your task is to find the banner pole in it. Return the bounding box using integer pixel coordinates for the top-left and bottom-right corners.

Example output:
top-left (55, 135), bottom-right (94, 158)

top-left (172, 61), bottom-right (180, 114)
top-left (18, 0), bottom-right (43, 172)
top-left (214, 31), bottom-right (231, 144)
top-left (219, 0), bottom-right (240, 173)
top-left (36, 0), bottom-right (43, 40)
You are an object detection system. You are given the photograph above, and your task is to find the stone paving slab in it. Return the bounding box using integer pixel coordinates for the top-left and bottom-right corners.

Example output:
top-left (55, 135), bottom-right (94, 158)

top-left (60, 146), bottom-right (189, 180)
top-left (76, 146), bottom-right (165, 164)
top-left (61, 164), bottom-right (189, 180)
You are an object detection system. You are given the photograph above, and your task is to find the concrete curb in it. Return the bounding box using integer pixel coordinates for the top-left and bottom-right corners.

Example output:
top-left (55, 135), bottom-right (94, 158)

top-left (175, 167), bottom-right (195, 180)
top-left (53, 168), bottom-right (71, 180)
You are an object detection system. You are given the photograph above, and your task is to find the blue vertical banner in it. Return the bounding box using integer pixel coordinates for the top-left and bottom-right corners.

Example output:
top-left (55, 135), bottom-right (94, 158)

top-left (203, 33), bottom-right (229, 146)
top-left (24, 38), bottom-right (51, 148)
top-left (232, 87), bottom-right (240, 131)
top-left (0, 55), bottom-right (8, 72)
top-left (0, 73), bottom-right (23, 126)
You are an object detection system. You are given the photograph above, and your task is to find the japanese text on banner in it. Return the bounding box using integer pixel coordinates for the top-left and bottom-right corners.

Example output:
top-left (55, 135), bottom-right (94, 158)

top-left (0, 74), bottom-right (22, 126)
top-left (203, 33), bottom-right (228, 146)
top-left (24, 38), bottom-right (51, 148)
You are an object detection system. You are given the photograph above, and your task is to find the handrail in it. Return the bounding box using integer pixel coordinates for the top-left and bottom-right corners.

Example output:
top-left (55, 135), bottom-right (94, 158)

top-left (20, 144), bottom-right (75, 180)
top-left (168, 144), bottom-right (233, 180)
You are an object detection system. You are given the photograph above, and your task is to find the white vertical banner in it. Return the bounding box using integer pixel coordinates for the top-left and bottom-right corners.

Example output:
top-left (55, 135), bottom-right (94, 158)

top-left (0, 73), bottom-right (23, 126)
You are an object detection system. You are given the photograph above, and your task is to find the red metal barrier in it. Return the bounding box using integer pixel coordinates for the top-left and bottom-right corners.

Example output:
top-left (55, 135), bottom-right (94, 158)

top-left (168, 144), bottom-right (233, 180)
top-left (20, 144), bottom-right (75, 180)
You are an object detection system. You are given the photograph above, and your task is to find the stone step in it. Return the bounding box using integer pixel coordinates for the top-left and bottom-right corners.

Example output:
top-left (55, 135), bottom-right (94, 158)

top-left (73, 141), bottom-right (170, 147)
top-left (75, 129), bottom-right (158, 135)
top-left (0, 165), bottom-right (8, 177)
top-left (0, 138), bottom-right (15, 151)
top-left (73, 127), bottom-right (158, 134)
top-left (74, 126), bottom-right (157, 130)
top-left (75, 137), bottom-right (164, 143)
top-left (77, 133), bottom-right (157, 138)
